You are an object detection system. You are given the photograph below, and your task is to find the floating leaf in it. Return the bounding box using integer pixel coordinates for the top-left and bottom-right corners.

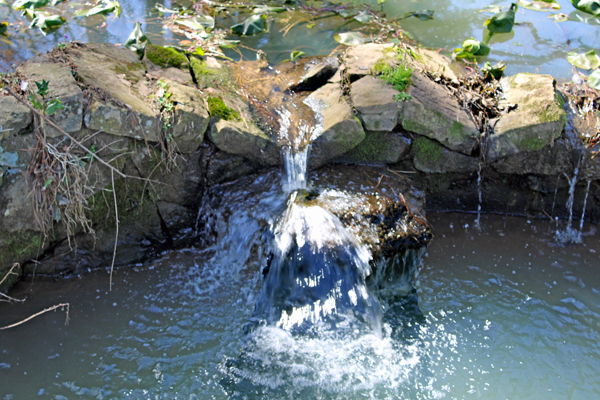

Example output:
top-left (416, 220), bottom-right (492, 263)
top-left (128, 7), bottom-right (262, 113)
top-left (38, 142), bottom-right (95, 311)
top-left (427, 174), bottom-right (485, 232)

top-left (0, 22), bottom-right (7, 35)
top-left (571, 0), bottom-right (600, 16)
top-left (567, 50), bottom-right (600, 70)
top-left (453, 38), bottom-right (490, 61)
top-left (74, 0), bottom-right (121, 18)
top-left (480, 5), bottom-right (505, 13)
top-left (481, 61), bottom-right (507, 79)
top-left (353, 10), bottom-right (372, 23)
top-left (253, 5), bottom-right (286, 14)
top-left (231, 14), bottom-right (267, 36)
top-left (290, 50), bottom-right (306, 62)
top-left (518, 0), bottom-right (560, 11)
top-left (589, 68), bottom-right (600, 89)
top-left (484, 2), bottom-right (518, 41)
top-left (154, 3), bottom-right (182, 14)
top-left (124, 21), bottom-right (150, 57)
top-left (333, 31), bottom-right (369, 46)
top-left (403, 9), bottom-right (435, 20)
top-left (548, 12), bottom-right (569, 21)
top-left (175, 16), bottom-right (214, 31)
top-left (12, 0), bottom-right (47, 9)
top-left (30, 12), bottom-right (65, 34)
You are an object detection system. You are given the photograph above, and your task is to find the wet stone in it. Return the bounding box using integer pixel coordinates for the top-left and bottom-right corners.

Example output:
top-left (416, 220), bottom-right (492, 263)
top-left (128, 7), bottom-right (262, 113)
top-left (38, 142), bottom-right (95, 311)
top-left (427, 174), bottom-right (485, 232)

top-left (0, 96), bottom-right (33, 138)
top-left (351, 75), bottom-right (402, 133)
top-left (412, 136), bottom-right (479, 173)
top-left (165, 80), bottom-right (209, 154)
top-left (345, 43), bottom-right (395, 80)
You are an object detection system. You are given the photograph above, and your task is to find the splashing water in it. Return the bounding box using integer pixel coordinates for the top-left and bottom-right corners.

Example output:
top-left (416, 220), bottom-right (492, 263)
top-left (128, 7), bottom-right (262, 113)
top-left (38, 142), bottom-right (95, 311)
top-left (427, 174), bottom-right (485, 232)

top-left (555, 166), bottom-right (582, 244)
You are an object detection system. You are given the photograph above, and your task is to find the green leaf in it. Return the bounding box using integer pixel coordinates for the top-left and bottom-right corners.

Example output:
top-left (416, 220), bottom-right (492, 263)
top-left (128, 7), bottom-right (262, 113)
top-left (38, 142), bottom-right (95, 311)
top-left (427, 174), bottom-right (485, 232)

top-left (290, 50), bottom-right (306, 62)
top-left (124, 21), bottom-right (150, 57)
top-left (44, 178), bottom-right (53, 188)
top-left (35, 80), bottom-right (49, 97)
top-left (589, 68), bottom-right (600, 89)
top-left (353, 10), bottom-right (372, 23)
top-left (0, 22), bottom-right (8, 35)
top-left (518, 0), bottom-right (560, 11)
top-left (462, 39), bottom-right (481, 54)
top-left (28, 92), bottom-right (43, 110)
top-left (73, 0), bottom-right (121, 18)
top-left (403, 9), bottom-right (435, 20)
top-left (253, 5), bottom-right (286, 14)
top-left (567, 50), bottom-right (600, 70)
top-left (333, 31), bottom-right (369, 46)
top-left (175, 15), bottom-right (214, 31)
top-left (485, 3), bottom-right (518, 35)
top-left (571, 0), bottom-right (600, 16)
top-left (45, 98), bottom-right (64, 115)
top-left (377, 0), bottom-right (386, 5)
top-left (12, 0), bottom-right (47, 9)
top-left (548, 12), bottom-right (569, 21)
top-left (481, 61), bottom-right (507, 79)
top-left (231, 14), bottom-right (267, 36)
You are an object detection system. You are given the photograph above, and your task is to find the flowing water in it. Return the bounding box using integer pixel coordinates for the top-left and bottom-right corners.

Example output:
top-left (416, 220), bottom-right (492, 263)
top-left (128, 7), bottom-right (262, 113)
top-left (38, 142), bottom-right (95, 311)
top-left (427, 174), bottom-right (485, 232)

top-left (2, 198), bottom-right (600, 399)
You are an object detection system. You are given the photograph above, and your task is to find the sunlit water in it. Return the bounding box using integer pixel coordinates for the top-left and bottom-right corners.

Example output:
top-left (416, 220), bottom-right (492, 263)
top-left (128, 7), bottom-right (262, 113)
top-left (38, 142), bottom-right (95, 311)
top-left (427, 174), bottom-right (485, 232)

top-left (2, 210), bottom-right (600, 399)
top-left (2, 0), bottom-right (600, 78)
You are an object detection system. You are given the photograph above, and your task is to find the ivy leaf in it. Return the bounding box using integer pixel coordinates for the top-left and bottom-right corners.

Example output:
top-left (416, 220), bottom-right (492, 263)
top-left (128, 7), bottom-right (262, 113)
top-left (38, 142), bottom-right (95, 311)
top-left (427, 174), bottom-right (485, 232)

top-left (484, 3), bottom-right (518, 42)
top-left (45, 98), bottom-right (64, 115)
top-left (518, 0), bottom-right (560, 11)
top-left (589, 68), bottom-right (600, 89)
top-left (567, 50), bottom-right (600, 70)
top-left (231, 14), bottom-right (268, 36)
top-left (28, 92), bottom-right (43, 110)
top-left (571, 0), bottom-right (600, 16)
top-left (35, 79), bottom-right (49, 97)
top-left (403, 9), bottom-right (435, 20)
top-left (74, 0), bottom-right (121, 18)
top-left (124, 21), bottom-right (150, 57)
top-left (12, 0), bottom-right (47, 9)
top-left (333, 31), bottom-right (370, 46)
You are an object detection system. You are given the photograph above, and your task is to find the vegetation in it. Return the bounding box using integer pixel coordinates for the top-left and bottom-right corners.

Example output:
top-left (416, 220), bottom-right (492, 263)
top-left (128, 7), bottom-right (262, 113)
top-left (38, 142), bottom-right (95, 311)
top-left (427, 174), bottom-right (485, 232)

top-left (207, 96), bottom-right (240, 121)
top-left (373, 49), bottom-right (413, 103)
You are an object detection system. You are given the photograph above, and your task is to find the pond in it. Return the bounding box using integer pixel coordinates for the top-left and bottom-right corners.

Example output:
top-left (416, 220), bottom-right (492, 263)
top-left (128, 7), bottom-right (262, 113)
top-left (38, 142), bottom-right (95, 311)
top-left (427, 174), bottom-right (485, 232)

top-left (1, 210), bottom-right (600, 399)
top-left (1, 0), bottom-right (600, 79)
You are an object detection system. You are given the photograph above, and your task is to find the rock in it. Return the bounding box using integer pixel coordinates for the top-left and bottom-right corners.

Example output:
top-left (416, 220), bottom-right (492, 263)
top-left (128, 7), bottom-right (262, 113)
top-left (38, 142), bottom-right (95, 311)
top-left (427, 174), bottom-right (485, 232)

top-left (206, 92), bottom-right (280, 166)
top-left (0, 96), bottom-right (32, 138)
top-left (17, 61), bottom-right (83, 137)
top-left (412, 136), bottom-right (479, 173)
top-left (351, 75), bottom-right (402, 133)
top-left (165, 80), bottom-right (209, 154)
top-left (144, 44), bottom-right (188, 69)
top-left (344, 43), bottom-right (395, 80)
top-left (412, 47), bottom-right (463, 83)
top-left (0, 133), bottom-right (37, 169)
top-left (486, 73), bottom-right (566, 161)
top-left (190, 57), bottom-right (232, 89)
top-left (66, 43), bottom-right (160, 142)
top-left (203, 148), bottom-right (256, 186)
top-left (335, 132), bottom-right (411, 165)
top-left (72, 129), bottom-right (134, 158)
top-left (0, 230), bottom-right (42, 291)
top-left (305, 83), bottom-right (365, 168)
top-left (294, 60), bottom-right (338, 90)
top-left (0, 173), bottom-right (39, 233)
top-left (581, 144), bottom-right (600, 180)
top-left (402, 72), bottom-right (480, 155)
top-left (492, 139), bottom-right (575, 175)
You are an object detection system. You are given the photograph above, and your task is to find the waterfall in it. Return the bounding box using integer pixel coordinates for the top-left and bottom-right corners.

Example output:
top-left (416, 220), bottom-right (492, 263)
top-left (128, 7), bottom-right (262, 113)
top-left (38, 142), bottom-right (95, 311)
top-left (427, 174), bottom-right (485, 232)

top-left (555, 161), bottom-right (582, 244)
top-left (283, 145), bottom-right (310, 193)
top-left (579, 180), bottom-right (591, 232)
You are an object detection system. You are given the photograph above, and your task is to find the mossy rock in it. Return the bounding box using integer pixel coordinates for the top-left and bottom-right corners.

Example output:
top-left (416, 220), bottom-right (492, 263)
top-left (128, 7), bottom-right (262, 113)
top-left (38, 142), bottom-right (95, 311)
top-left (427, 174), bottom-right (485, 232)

top-left (412, 136), bottom-right (478, 173)
top-left (336, 131), bottom-right (410, 164)
top-left (145, 45), bottom-right (188, 69)
top-left (207, 96), bottom-right (240, 121)
top-left (190, 57), bottom-right (232, 89)
top-left (0, 230), bottom-right (43, 292)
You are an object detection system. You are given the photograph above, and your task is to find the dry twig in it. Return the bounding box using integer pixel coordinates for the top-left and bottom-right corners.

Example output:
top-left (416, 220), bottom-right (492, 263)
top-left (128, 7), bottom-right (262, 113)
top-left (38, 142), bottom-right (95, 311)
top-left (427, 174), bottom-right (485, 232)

top-left (0, 303), bottom-right (70, 330)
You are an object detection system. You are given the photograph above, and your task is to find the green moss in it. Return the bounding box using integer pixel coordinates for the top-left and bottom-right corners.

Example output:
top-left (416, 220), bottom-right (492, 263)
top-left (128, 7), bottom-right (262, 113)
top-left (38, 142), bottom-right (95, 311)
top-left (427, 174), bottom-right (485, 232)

top-left (413, 136), bottom-right (444, 162)
top-left (402, 117), bottom-right (427, 134)
top-left (449, 121), bottom-right (467, 139)
top-left (515, 136), bottom-right (545, 152)
top-left (0, 230), bottom-right (42, 290)
top-left (86, 172), bottom-right (156, 229)
top-left (146, 45), bottom-right (188, 69)
top-left (343, 132), bottom-right (391, 162)
top-left (113, 63), bottom-right (141, 83)
top-left (207, 96), bottom-right (240, 121)
top-left (190, 58), bottom-right (231, 89)
top-left (374, 55), bottom-right (413, 103)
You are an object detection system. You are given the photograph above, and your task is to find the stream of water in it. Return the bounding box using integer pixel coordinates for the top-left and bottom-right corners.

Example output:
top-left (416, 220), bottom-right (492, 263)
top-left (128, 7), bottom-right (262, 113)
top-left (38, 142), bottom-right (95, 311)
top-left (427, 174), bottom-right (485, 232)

top-left (2, 202), bottom-right (600, 399)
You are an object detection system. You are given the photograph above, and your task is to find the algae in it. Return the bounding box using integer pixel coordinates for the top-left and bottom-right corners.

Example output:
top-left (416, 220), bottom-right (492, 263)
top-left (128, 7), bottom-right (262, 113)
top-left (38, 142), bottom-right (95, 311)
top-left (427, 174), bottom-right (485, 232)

top-left (342, 131), bottom-right (391, 162)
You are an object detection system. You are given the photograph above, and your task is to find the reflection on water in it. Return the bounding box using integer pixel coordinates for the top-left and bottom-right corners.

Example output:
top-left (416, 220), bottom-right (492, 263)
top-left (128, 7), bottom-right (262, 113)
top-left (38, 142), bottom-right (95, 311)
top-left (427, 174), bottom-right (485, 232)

top-left (1, 210), bottom-right (600, 399)
top-left (2, 0), bottom-right (600, 78)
